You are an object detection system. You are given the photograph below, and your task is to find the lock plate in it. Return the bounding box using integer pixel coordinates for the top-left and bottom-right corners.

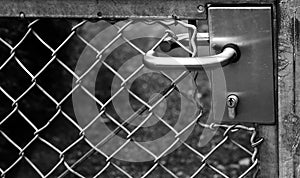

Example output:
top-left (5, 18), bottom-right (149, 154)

top-left (208, 6), bottom-right (274, 123)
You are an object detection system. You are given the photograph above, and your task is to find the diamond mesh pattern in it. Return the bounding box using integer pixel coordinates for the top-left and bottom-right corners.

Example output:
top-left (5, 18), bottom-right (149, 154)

top-left (0, 17), bottom-right (263, 178)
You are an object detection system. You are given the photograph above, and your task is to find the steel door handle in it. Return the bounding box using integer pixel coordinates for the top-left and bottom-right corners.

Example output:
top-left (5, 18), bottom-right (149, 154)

top-left (143, 44), bottom-right (240, 70)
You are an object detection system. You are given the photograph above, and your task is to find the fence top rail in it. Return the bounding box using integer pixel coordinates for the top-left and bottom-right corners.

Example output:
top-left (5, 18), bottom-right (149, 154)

top-left (0, 0), bottom-right (275, 19)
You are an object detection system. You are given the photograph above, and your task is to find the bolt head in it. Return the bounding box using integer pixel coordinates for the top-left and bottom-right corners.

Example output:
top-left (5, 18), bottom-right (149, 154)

top-left (197, 5), bottom-right (205, 13)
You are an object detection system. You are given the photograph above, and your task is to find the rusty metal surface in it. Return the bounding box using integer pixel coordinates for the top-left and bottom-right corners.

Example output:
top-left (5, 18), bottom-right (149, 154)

top-left (277, 0), bottom-right (300, 177)
top-left (209, 6), bottom-right (275, 123)
top-left (0, 0), bottom-right (276, 19)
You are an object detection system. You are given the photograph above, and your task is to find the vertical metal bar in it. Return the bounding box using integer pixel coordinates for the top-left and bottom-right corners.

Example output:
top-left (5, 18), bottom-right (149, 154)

top-left (275, 0), bottom-right (300, 177)
top-left (257, 2), bottom-right (279, 177)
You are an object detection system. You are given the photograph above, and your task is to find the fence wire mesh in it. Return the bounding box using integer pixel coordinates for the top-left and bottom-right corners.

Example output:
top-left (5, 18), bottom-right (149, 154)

top-left (0, 16), bottom-right (263, 178)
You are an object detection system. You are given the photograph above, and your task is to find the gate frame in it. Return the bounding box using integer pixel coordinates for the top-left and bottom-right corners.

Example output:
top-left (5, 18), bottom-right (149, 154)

top-left (2, 0), bottom-right (300, 177)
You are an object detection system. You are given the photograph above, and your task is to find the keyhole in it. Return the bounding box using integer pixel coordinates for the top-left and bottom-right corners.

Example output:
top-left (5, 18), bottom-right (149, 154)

top-left (227, 95), bottom-right (238, 108)
top-left (229, 98), bottom-right (234, 106)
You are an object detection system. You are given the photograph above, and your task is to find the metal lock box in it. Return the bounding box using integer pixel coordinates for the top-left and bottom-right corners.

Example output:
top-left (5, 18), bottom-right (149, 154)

top-left (208, 6), bottom-right (274, 123)
top-left (143, 6), bottom-right (275, 123)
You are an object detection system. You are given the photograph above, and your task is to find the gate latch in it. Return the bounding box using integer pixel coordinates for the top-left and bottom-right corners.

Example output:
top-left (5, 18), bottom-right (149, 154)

top-left (142, 6), bottom-right (275, 124)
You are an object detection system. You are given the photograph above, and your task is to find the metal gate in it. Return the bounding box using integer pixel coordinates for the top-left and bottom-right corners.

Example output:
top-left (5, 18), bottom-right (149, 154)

top-left (0, 0), bottom-right (299, 178)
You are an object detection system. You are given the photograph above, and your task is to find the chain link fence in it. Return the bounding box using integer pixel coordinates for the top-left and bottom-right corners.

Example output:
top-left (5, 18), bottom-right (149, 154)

top-left (0, 16), bottom-right (263, 178)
